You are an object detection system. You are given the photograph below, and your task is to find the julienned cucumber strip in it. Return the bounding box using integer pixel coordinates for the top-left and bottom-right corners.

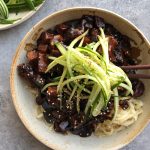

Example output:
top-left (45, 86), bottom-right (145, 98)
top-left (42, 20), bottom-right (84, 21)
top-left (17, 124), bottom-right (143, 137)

top-left (85, 83), bottom-right (101, 113)
top-left (69, 30), bottom-right (89, 48)
top-left (113, 88), bottom-right (119, 120)
top-left (92, 93), bottom-right (105, 117)
top-left (41, 82), bottom-right (59, 92)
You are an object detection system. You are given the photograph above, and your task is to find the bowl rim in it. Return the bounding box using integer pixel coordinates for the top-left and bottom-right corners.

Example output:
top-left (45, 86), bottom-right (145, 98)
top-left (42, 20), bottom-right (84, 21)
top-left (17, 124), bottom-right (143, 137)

top-left (10, 7), bottom-right (150, 150)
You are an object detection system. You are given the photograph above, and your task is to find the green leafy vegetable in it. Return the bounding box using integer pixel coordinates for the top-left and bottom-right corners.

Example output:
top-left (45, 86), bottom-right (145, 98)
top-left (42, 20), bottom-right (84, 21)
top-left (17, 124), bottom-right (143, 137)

top-left (0, 0), bottom-right (44, 24)
top-left (24, 0), bottom-right (35, 10)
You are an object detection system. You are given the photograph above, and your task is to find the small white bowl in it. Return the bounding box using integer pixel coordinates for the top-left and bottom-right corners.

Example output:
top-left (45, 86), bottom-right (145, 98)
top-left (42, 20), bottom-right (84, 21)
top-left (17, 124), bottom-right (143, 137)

top-left (10, 7), bottom-right (150, 150)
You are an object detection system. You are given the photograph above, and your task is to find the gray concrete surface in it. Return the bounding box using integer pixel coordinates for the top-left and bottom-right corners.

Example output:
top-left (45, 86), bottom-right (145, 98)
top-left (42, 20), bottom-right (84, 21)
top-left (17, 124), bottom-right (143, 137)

top-left (0, 0), bottom-right (150, 150)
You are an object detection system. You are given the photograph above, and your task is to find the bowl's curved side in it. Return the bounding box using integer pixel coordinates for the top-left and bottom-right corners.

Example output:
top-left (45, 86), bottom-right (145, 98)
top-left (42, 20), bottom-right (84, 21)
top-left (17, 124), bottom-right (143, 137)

top-left (10, 7), bottom-right (150, 150)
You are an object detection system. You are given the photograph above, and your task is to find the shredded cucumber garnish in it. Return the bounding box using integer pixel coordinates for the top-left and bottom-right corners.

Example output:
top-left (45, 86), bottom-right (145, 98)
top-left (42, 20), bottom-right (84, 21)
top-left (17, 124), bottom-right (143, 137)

top-left (41, 82), bottom-right (59, 92)
top-left (44, 28), bottom-right (133, 119)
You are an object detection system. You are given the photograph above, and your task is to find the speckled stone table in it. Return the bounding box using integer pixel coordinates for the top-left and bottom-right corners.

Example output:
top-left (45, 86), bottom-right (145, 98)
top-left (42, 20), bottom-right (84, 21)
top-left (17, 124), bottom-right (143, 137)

top-left (0, 0), bottom-right (150, 150)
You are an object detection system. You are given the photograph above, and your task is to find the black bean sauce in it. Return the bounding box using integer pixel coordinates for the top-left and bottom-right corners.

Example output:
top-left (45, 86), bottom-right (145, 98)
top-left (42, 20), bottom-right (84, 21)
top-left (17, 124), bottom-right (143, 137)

top-left (17, 15), bottom-right (144, 137)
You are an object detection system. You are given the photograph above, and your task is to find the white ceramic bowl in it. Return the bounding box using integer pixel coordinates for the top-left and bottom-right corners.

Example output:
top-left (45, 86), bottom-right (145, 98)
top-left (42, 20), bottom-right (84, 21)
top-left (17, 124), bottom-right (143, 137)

top-left (10, 7), bottom-right (150, 150)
